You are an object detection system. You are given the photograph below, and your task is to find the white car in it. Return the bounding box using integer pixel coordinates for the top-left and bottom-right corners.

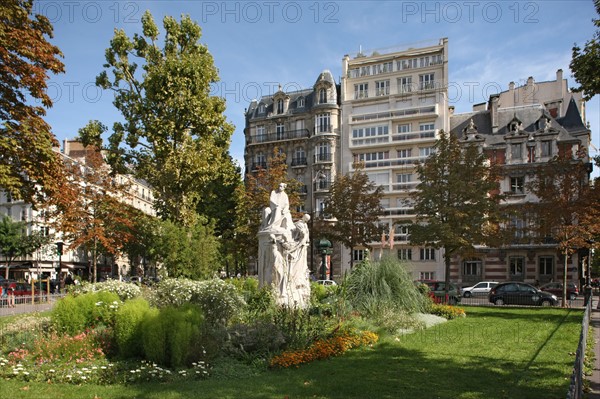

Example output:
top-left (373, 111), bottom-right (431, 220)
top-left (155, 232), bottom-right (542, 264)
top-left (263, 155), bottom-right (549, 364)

top-left (461, 281), bottom-right (498, 297)
top-left (316, 279), bottom-right (337, 286)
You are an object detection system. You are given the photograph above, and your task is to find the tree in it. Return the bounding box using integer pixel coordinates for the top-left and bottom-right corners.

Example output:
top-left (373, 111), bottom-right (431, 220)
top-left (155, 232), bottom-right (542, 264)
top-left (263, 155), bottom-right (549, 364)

top-left (0, 0), bottom-right (67, 205)
top-left (410, 131), bottom-right (502, 302)
top-left (527, 153), bottom-right (599, 306)
top-left (79, 11), bottom-right (234, 227)
top-left (147, 217), bottom-right (220, 279)
top-left (0, 215), bottom-right (51, 279)
top-left (570, 0), bottom-right (600, 100)
top-left (57, 143), bottom-right (136, 282)
top-left (321, 164), bottom-right (385, 270)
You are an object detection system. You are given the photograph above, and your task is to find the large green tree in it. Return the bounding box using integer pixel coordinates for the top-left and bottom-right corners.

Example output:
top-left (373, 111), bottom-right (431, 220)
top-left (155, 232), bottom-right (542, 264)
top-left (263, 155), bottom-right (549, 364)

top-left (0, 0), bottom-right (67, 205)
top-left (0, 215), bottom-right (51, 279)
top-left (80, 11), bottom-right (234, 227)
top-left (410, 131), bottom-right (502, 302)
top-left (570, 0), bottom-right (600, 100)
top-left (527, 153), bottom-right (599, 306)
top-left (321, 165), bottom-right (385, 270)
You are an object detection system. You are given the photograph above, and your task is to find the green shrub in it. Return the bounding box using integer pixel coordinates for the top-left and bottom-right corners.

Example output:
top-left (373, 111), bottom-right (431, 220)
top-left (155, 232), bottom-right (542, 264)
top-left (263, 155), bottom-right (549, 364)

top-left (224, 321), bottom-right (286, 359)
top-left (52, 291), bottom-right (120, 335)
top-left (191, 279), bottom-right (245, 326)
top-left (344, 256), bottom-right (427, 325)
top-left (70, 280), bottom-right (141, 301)
top-left (114, 297), bottom-right (151, 358)
top-left (140, 305), bottom-right (204, 368)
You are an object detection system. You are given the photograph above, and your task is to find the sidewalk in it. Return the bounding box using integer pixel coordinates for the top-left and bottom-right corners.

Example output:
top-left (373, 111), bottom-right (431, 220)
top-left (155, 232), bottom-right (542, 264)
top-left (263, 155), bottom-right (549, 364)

top-left (589, 295), bottom-right (600, 398)
top-left (0, 300), bottom-right (56, 317)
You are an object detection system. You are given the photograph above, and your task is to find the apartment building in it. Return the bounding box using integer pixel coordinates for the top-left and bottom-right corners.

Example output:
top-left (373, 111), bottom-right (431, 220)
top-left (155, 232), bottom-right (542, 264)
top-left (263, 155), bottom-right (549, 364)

top-left (244, 71), bottom-right (342, 276)
top-left (339, 38), bottom-right (449, 278)
top-left (450, 85), bottom-right (591, 286)
top-left (0, 139), bottom-right (156, 281)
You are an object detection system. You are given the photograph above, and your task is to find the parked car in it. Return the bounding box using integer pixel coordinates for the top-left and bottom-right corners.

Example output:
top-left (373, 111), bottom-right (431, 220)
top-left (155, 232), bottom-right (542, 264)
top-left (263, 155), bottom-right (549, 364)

top-left (539, 282), bottom-right (578, 301)
top-left (417, 280), bottom-right (462, 305)
top-left (488, 282), bottom-right (558, 306)
top-left (461, 281), bottom-right (498, 298)
top-left (316, 279), bottom-right (337, 286)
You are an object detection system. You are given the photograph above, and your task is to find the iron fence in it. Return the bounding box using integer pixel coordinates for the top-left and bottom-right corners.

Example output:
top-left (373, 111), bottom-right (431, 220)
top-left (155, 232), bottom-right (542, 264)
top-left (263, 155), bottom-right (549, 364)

top-left (565, 297), bottom-right (592, 399)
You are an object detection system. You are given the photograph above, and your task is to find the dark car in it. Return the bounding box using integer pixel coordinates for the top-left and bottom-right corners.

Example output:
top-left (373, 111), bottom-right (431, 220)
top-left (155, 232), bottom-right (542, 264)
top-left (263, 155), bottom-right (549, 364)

top-left (489, 282), bottom-right (558, 306)
top-left (417, 280), bottom-right (462, 305)
top-left (539, 282), bottom-right (578, 301)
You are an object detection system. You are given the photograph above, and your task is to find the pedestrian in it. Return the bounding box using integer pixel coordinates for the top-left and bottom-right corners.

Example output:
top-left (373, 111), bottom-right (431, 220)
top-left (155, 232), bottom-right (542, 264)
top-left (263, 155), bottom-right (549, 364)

top-left (7, 284), bottom-right (16, 308)
top-left (1, 284), bottom-right (6, 307)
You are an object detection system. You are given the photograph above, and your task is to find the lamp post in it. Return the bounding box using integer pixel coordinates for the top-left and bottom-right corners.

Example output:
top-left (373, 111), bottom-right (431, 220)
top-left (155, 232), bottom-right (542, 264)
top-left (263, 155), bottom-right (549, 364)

top-left (55, 241), bottom-right (63, 292)
top-left (317, 238), bottom-right (332, 280)
top-left (311, 170), bottom-right (326, 275)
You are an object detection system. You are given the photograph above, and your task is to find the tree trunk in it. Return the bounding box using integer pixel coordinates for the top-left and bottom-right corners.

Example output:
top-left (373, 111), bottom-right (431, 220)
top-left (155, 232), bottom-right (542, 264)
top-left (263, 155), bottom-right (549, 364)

top-left (562, 248), bottom-right (568, 308)
top-left (93, 237), bottom-right (98, 283)
top-left (444, 249), bottom-right (451, 304)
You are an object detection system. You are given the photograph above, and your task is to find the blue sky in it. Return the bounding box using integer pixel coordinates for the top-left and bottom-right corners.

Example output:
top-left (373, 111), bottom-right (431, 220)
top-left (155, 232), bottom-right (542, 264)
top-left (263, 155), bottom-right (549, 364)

top-left (37, 1), bottom-right (599, 174)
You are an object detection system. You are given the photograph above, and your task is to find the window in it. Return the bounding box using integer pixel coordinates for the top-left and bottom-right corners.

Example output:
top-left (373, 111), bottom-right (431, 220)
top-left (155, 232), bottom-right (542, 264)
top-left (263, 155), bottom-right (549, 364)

top-left (510, 176), bottom-right (524, 194)
top-left (319, 88), bottom-right (327, 104)
top-left (541, 141), bottom-right (553, 157)
top-left (256, 125), bottom-right (265, 142)
top-left (420, 123), bottom-right (435, 131)
top-left (360, 65), bottom-right (371, 76)
top-left (276, 123), bottom-right (285, 140)
top-left (258, 103), bottom-right (265, 113)
top-left (398, 76), bottom-right (412, 94)
top-left (277, 99), bottom-right (284, 114)
top-left (254, 152), bottom-right (266, 169)
top-left (40, 226), bottom-right (50, 237)
top-left (375, 80), bottom-right (390, 96)
top-left (353, 249), bottom-right (364, 262)
top-left (349, 68), bottom-right (359, 78)
top-left (528, 146), bottom-right (536, 163)
top-left (397, 173), bottom-right (412, 183)
top-left (293, 147), bottom-right (306, 166)
top-left (539, 256), bottom-right (554, 275)
top-left (463, 259), bottom-right (481, 276)
top-left (397, 149), bottom-right (412, 158)
top-left (420, 248), bottom-right (435, 261)
top-left (420, 271), bottom-right (435, 280)
top-left (511, 143), bottom-right (522, 160)
top-left (398, 123), bottom-right (411, 133)
top-left (398, 248), bottom-right (412, 260)
top-left (419, 73), bottom-right (435, 90)
top-left (419, 147), bottom-right (435, 157)
top-left (356, 151), bottom-right (389, 162)
top-left (510, 216), bottom-right (526, 239)
top-left (297, 97), bottom-right (304, 108)
top-left (510, 256), bottom-right (524, 277)
top-left (316, 113), bottom-right (331, 133)
top-left (21, 209), bottom-right (27, 221)
top-left (316, 142), bottom-right (331, 162)
top-left (354, 83), bottom-right (368, 99)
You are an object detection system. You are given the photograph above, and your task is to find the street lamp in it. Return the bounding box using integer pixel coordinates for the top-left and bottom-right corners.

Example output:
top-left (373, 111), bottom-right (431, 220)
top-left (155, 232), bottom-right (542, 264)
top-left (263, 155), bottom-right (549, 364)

top-left (311, 170), bottom-right (326, 274)
top-left (317, 238), bottom-right (332, 280)
top-left (55, 241), bottom-right (63, 293)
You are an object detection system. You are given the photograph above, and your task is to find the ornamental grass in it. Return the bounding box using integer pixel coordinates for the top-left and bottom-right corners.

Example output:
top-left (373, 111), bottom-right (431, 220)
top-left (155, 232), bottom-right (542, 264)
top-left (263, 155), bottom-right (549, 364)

top-left (270, 330), bottom-right (378, 368)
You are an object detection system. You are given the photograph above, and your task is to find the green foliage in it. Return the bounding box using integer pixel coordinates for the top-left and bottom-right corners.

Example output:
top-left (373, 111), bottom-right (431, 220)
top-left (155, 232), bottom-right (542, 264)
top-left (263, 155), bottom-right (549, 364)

top-left (71, 279), bottom-right (141, 301)
top-left (223, 321), bottom-right (286, 360)
top-left (570, 0), bottom-right (600, 100)
top-left (86, 10), bottom-right (235, 226)
top-left (114, 297), bottom-right (151, 358)
top-left (150, 278), bottom-right (245, 326)
top-left (0, 216), bottom-right (52, 278)
top-left (148, 218), bottom-right (221, 279)
top-left (345, 256), bottom-right (427, 323)
top-left (52, 292), bottom-right (120, 335)
top-left (320, 165), bottom-right (385, 268)
top-left (270, 306), bottom-right (332, 350)
top-left (140, 305), bottom-right (204, 368)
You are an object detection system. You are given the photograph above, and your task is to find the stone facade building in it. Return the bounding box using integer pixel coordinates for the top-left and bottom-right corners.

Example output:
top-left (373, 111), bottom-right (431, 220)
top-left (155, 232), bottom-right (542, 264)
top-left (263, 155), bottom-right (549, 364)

top-left (244, 71), bottom-right (342, 276)
top-left (339, 38), bottom-right (449, 278)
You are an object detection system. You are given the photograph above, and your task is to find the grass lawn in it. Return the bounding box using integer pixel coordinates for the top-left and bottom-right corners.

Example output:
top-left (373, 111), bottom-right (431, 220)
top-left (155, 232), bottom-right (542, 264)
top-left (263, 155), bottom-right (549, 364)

top-left (0, 306), bottom-right (583, 399)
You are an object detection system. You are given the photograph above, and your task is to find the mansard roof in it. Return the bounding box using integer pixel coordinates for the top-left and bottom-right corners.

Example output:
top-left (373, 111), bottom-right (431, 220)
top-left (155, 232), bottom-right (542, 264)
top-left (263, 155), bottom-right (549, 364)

top-left (556, 97), bottom-right (588, 133)
top-left (314, 69), bottom-right (336, 87)
top-left (450, 104), bottom-right (583, 148)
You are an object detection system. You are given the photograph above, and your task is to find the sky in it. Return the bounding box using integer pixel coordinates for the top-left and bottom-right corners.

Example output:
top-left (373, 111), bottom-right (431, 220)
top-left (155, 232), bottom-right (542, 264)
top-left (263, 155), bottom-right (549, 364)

top-left (36, 0), bottom-right (600, 175)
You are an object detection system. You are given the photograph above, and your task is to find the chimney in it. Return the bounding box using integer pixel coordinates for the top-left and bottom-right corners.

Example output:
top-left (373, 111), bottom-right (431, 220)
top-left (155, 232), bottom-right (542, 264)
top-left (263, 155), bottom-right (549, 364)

top-left (509, 81), bottom-right (515, 108)
top-left (557, 69), bottom-right (565, 104)
top-left (490, 95), bottom-right (499, 133)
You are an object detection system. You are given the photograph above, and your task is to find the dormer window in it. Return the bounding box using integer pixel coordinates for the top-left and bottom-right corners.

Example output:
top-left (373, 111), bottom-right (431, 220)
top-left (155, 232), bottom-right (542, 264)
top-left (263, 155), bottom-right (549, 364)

top-left (319, 88), bottom-right (327, 104)
top-left (258, 103), bottom-right (265, 114)
top-left (297, 97), bottom-right (304, 108)
top-left (277, 99), bottom-right (284, 114)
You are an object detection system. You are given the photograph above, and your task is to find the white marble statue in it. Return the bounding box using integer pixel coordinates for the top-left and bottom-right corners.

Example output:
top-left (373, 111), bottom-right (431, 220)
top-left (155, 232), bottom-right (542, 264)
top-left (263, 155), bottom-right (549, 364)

top-left (257, 183), bottom-right (311, 308)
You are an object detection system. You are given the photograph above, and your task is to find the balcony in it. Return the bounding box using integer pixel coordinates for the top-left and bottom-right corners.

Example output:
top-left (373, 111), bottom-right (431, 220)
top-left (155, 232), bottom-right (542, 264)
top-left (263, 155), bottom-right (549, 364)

top-left (353, 156), bottom-right (428, 170)
top-left (314, 152), bottom-right (333, 163)
top-left (251, 162), bottom-right (267, 171)
top-left (314, 180), bottom-right (332, 191)
top-left (350, 135), bottom-right (390, 148)
top-left (391, 182), bottom-right (419, 191)
top-left (314, 125), bottom-right (334, 134)
top-left (291, 157), bottom-right (307, 167)
top-left (351, 105), bottom-right (437, 123)
top-left (247, 129), bottom-right (309, 145)
top-left (392, 129), bottom-right (437, 143)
